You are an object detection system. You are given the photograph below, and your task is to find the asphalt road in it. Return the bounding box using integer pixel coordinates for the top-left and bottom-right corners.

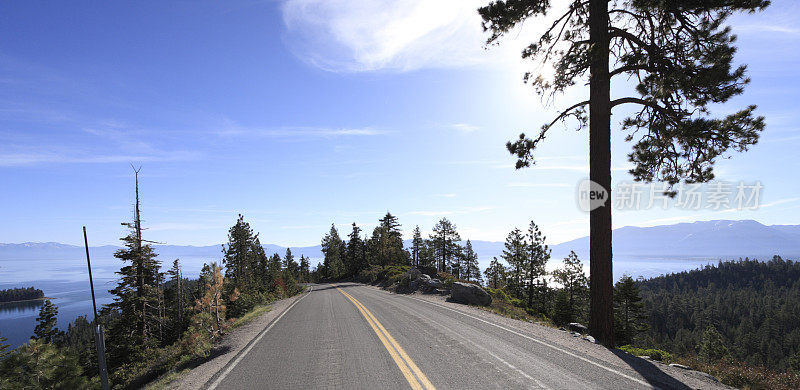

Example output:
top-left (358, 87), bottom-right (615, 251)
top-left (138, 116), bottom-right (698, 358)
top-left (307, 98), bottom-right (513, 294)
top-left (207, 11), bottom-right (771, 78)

top-left (205, 283), bottom-right (717, 390)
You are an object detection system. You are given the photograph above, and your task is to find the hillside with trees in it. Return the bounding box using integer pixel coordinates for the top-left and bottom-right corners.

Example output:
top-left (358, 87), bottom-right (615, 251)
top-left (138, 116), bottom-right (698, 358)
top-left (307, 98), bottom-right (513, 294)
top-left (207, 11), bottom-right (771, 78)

top-left (0, 175), bottom-right (307, 389)
top-left (638, 257), bottom-right (800, 370)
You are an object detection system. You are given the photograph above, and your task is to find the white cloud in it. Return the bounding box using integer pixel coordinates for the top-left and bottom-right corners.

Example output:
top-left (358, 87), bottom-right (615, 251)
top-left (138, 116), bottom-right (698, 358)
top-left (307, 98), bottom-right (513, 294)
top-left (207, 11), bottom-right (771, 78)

top-left (217, 125), bottom-right (386, 138)
top-left (760, 197), bottom-right (800, 209)
top-left (507, 182), bottom-right (571, 188)
top-left (280, 0), bottom-right (507, 72)
top-left (0, 150), bottom-right (199, 167)
top-left (737, 24), bottom-right (800, 34)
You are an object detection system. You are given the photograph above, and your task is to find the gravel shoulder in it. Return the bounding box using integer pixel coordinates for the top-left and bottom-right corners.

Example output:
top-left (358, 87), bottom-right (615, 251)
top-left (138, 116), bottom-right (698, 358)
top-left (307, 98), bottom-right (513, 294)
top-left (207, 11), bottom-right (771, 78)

top-left (162, 288), bottom-right (311, 390)
top-left (363, 284), bottom-right (732, 390)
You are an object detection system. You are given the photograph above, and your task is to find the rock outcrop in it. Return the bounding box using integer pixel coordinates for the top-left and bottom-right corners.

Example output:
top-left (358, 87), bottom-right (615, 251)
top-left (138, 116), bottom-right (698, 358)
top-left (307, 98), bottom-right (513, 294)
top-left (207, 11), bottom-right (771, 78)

top-left (451, 282), bottom-right (492, 306)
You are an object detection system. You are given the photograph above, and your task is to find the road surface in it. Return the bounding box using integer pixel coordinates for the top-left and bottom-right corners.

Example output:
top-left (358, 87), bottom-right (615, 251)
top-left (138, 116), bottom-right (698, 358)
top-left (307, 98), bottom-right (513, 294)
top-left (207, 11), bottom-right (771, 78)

top-left (204, 283), bottom-right (723, 389)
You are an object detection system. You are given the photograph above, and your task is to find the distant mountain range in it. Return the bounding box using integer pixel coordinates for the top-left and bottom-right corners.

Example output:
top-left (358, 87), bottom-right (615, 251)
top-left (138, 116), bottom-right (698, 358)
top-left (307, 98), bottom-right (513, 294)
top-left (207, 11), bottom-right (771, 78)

top-left (550, 219), bottom-right (800, 259)
top-left (1, 220), bottom-right (798, 282)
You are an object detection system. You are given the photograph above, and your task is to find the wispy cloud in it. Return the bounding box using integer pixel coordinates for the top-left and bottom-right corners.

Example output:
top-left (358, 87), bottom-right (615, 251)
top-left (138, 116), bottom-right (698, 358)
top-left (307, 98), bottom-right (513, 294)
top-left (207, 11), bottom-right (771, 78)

top-left (217, 125), bottom-right (386, 138)
top-left (736, 24), bottom-right (800, 34)
top-left (407, 206), bottom-right (494, 217)
top-left (280, 0), bottom-right (503, 72)
top-left (507, 182), bottom-right (571, 188)
top-left (0, 150), bottom-right (199, 167)
top-left (760, 197), bottom-right (800, 209)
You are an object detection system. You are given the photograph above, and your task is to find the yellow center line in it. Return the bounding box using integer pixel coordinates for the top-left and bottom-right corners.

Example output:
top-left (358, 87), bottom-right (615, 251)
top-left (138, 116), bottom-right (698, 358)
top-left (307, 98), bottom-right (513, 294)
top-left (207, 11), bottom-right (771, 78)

top-left (335, 286), bottom-right (436, 390)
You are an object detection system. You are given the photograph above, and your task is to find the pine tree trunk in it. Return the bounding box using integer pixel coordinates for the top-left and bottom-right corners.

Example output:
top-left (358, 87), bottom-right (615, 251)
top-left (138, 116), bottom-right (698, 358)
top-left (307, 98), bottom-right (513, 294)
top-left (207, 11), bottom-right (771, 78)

top-left (588, 0), bottom-right (614, 347)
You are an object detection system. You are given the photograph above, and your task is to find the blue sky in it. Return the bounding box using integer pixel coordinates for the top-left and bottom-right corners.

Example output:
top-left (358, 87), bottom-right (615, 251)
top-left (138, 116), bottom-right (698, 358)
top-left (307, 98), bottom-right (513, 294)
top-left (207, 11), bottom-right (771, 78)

top-left (1, 0), bottom-right (799, 247)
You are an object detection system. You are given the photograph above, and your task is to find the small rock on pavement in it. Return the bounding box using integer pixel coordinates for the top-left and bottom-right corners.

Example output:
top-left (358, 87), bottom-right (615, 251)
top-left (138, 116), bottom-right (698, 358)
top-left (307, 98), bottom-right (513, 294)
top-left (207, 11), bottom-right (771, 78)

top-left (450, 282), bottom-right (492, 306)
top-left (583, 335), bottom-right (597, 344)
top-left (669, 363), bottom-right (691, 370)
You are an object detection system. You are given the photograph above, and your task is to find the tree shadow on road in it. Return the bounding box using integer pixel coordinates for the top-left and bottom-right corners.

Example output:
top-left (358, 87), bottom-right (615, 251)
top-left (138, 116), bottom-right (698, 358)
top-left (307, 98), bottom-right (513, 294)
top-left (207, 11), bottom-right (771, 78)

top-left (610, 349), bottom-right (693, 390)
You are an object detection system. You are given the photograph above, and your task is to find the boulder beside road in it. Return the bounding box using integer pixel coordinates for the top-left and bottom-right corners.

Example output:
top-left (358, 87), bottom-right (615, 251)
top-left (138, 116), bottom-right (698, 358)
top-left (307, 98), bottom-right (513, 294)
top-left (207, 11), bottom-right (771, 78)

top-left (451, 282), bottom-right (492, 306)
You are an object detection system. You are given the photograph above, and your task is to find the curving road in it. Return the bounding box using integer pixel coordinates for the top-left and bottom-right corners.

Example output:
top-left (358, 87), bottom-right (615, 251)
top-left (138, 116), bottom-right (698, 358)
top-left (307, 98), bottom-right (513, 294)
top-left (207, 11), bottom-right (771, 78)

top-left (204, 283), bottom-right (724, 390)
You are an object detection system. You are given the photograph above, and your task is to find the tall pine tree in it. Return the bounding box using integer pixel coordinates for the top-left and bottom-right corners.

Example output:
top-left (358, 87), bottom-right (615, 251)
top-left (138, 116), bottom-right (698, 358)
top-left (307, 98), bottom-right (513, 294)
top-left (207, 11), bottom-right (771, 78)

top-left (501, 228), bottom-right (527, 299)
top-left (552, 251), bottom-right (588, 324)
top-left (613, 275), bottom-right (648, 345)
top-left (321, 224), bottom-right (345, 280)
top-left (484, 257), bottom-right (506, 289)
top-left (411, 225), bottom-right (424, 267)
top-left (430, 218), bottom-right (461, 273)
top-left (222, 214), bottom-right (260, 292)
top-left (104, 168), bottom-right (163, 364)
top-left (479, 0), bottom-right (767, 347)
top-left (524, 221), bottom-right (550, 311)
top-left (346, 223), bottom-right (367, 276)
top-left (463, 240), bottom-right (482, 284)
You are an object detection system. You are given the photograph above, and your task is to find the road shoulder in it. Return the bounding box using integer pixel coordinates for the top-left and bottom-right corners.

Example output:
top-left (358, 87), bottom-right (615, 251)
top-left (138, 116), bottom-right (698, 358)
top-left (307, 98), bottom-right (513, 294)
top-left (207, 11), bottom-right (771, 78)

top-left (159, 288), bottom-right (311, 390)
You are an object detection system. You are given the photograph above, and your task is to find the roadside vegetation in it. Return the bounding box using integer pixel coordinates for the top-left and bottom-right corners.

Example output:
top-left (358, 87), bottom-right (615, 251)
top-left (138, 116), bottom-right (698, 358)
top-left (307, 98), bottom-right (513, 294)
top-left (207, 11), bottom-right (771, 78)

top-left (0, 178), bottom-right (307, 389)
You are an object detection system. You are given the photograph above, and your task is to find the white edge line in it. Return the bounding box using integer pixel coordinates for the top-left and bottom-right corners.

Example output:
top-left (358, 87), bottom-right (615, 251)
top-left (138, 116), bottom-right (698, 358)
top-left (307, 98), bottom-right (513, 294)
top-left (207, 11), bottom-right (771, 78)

top-left (402, 294), bottom-right (656, 389)
top-left (207, 285), bottom-right (313, 390)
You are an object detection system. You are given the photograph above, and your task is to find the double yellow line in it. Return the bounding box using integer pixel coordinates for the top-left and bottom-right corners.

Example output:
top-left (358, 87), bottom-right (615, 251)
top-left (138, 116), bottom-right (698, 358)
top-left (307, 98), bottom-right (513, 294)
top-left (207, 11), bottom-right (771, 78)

top-left (335, 286), bottom-right (435, 390)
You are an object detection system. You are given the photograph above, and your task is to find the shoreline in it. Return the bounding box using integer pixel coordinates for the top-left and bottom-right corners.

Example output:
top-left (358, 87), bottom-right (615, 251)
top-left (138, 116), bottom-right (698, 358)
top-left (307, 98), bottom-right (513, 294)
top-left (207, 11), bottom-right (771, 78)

top-left (0, 297), bottom-right (56, 305)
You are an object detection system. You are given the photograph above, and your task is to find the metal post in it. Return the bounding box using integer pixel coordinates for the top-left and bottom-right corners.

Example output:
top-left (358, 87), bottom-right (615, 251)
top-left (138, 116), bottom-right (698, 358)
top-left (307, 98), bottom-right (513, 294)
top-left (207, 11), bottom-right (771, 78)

top-left (84, 227), bottom-right (110, 390)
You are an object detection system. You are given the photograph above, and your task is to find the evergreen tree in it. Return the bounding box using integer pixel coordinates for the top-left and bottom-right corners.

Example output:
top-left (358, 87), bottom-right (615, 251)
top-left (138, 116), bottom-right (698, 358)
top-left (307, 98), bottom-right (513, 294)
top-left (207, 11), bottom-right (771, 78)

top-left (0, 339), bottom-right (91, 389)
top-left (371, 212), bottom-right (407, 266)
top-left (32, 299), bottom-right (61, 343)
top-left (411, 225), bottom-right (424, 267)
top-left (463, 240), bottom-right (482, 283)
top-left (284, 248), bottom-right (299, 279)
top-left (299, 255), bottom-right (310, 283)
top-left (268, 253), bottom-right (283, 290)
top-left (524, 221), bottom-right (550, 311)
top-left (346, 223), bottom-right (367, 276)
top-left (699, 325), bottom-right (731, 363)
top-left (614, 275), bottom-right (648, 346)
top-left (166, 259), bottom-right (187, 342)
top-left (484, 257), bottom-right (506, 289)
top-left (417, 239), bottom-right (436, 269)
top-left (222, 214), bottom-right (260, 291)
top-left (430, 218), bottom-right (461, 273)
top-left (104, 169), bottom-right (163, 364)
top-left (552, 251), bottom-right (588, 324)
top-left (501, 228), bottom-right (526, 299)
top-left (479, 0), bottom-right (767, 347)
top-left (451, 244), bottom-right (464, 278)
top-left (321, 224), bottom-right (345, 279)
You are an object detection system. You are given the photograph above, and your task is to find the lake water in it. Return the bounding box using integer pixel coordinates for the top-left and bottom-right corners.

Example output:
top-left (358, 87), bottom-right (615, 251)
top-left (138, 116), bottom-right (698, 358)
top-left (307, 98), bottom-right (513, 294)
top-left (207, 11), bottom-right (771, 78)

top-left (0, 279), bottom-right (115, 349)
top-left (0, 253), bottom-right (725, 350)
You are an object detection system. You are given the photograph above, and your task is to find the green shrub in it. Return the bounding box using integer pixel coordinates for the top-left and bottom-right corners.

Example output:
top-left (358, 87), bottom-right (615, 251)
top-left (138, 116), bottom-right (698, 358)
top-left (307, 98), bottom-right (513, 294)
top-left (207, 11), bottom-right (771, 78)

top-left (618, 345), bottom-right (674, 362)
top-left (0, 339), bottom-right (94, 389)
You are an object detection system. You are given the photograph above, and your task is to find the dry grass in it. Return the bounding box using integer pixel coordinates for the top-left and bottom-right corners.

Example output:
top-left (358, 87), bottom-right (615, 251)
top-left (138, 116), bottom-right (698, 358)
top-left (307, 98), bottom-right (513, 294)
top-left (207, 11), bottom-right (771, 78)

top-left (676, 356), bottom-right (800, 390)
